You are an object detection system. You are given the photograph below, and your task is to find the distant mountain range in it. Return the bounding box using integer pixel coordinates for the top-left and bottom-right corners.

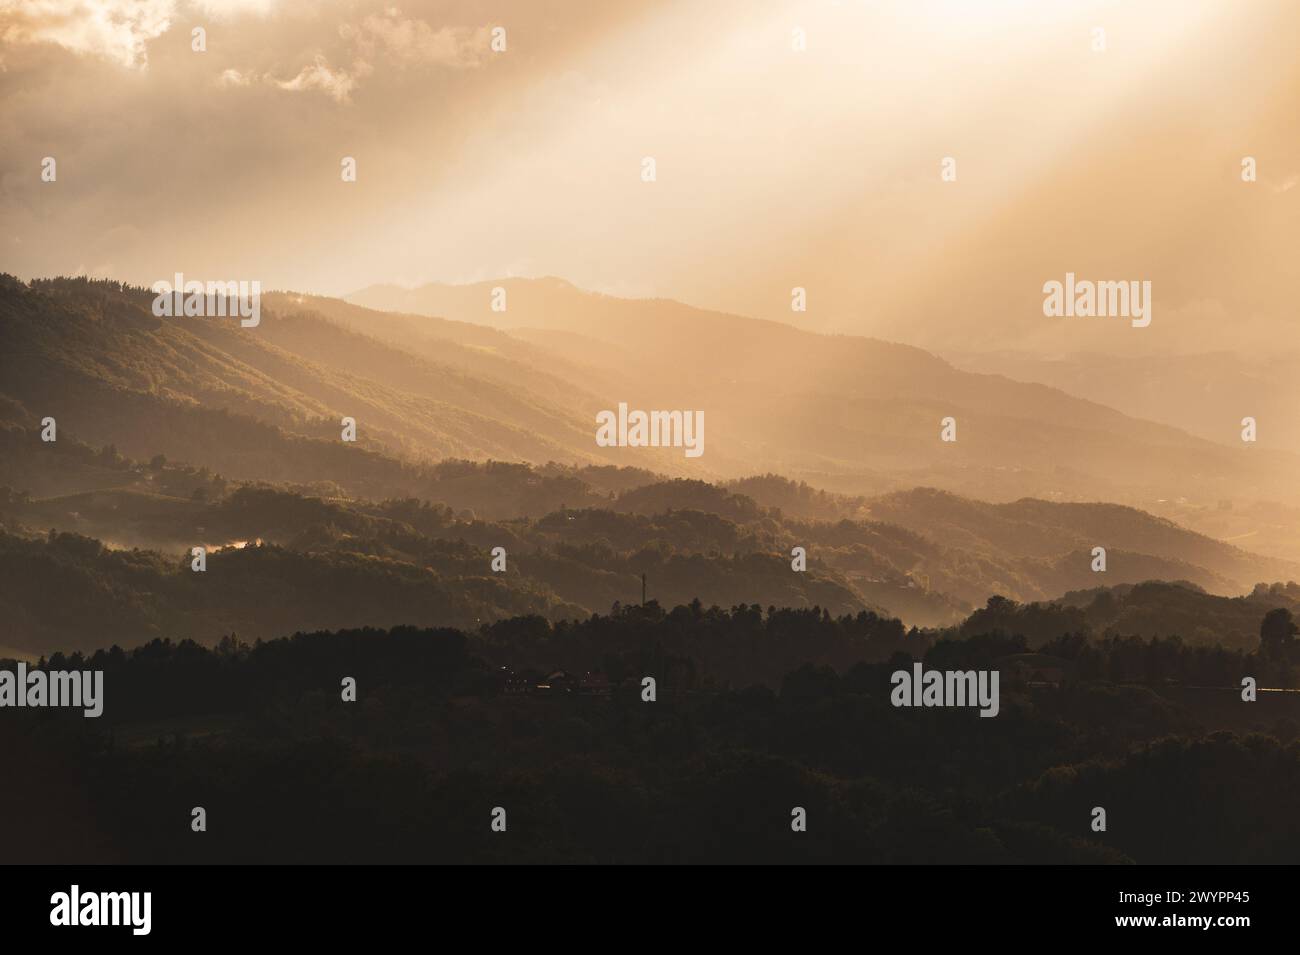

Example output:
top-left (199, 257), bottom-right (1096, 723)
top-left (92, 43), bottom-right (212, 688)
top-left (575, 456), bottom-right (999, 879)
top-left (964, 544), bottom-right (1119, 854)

top-left (348, 278), bottom-right (1300, 527)
top-left (2, 273), bottom-right (1298, 656)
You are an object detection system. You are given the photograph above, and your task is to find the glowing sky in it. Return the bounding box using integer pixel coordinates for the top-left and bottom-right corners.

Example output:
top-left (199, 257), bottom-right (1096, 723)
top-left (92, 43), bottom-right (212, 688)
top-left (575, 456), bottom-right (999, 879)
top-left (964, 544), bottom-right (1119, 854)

top-left (2, 0), bottom-right (1296, 354)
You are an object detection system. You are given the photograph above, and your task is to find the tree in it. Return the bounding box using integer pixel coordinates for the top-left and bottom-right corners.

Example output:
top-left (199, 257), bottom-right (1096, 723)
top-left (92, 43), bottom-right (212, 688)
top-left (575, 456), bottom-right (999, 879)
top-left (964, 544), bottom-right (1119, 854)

top-left (1259, 607), bottom-right (1298, 659)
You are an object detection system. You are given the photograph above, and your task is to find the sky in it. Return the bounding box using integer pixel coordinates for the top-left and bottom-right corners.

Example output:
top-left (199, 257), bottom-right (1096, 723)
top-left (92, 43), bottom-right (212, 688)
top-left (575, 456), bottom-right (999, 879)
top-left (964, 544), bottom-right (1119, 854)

top-left (1, 0), bottom-right (1297, 355)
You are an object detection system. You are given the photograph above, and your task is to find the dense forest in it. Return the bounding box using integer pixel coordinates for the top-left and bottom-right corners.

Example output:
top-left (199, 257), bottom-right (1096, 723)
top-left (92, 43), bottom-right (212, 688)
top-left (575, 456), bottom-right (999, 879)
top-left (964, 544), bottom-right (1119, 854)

top-left (4, 599), bottom-right (1298, 864)
top-left (4, 450), bottom-right (1297, 651)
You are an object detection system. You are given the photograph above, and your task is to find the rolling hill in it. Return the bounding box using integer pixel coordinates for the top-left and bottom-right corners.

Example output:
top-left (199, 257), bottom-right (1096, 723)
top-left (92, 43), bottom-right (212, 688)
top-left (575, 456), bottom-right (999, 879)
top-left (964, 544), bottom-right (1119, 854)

top-left (4, 273), bottom-right (1299, 654)
top-left (348, 277), bottom-right (1300, 513)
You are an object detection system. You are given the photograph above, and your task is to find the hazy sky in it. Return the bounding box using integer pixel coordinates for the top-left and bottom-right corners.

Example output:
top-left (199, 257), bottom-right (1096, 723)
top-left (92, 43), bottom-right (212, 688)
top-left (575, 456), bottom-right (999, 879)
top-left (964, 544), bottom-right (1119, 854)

top-left (2, 0), bottom-right (1296, 354)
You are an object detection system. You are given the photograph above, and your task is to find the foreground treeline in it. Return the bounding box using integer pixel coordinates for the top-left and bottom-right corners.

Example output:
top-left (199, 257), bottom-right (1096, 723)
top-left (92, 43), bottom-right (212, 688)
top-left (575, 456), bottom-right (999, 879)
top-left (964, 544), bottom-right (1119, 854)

top-left (25, 599), bottom-right (1300, 717)
top-left (4, 602), bottom-right (1299, 864)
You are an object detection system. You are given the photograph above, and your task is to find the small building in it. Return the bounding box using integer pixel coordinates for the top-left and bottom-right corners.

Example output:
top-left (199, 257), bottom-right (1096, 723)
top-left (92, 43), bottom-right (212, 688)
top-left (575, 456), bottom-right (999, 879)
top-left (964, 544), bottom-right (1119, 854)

top-left (499, 666), bottom-right (535, 695)
top-left (577, 671), bottom-right (613, 696)
top-left (997, 653), bottom-right (1075, 689)
top-left (536, 670), bottom-right (576, 694)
